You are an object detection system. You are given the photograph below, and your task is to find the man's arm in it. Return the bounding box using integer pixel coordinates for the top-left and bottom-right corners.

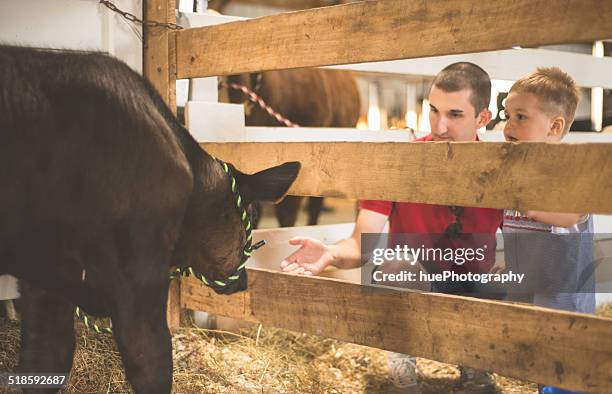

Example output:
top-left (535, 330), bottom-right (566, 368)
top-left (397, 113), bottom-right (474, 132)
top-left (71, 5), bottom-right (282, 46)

top-left (280, 209), bottom-right (388, 275)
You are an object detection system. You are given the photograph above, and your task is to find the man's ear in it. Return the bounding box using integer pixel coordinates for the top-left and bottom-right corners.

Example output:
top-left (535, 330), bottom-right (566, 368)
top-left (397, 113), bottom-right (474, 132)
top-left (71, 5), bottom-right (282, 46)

top-left (548, 116), bottom-right (566, 138)
top-left (476, 108), bottom-right (493, 129)
top-left (233, 162), bottom-right (301, 203)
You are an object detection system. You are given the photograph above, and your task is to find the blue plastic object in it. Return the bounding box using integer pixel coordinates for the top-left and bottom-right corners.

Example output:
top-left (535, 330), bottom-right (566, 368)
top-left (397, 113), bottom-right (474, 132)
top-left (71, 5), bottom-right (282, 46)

top-left (540, 386), bottom-right (583, 394)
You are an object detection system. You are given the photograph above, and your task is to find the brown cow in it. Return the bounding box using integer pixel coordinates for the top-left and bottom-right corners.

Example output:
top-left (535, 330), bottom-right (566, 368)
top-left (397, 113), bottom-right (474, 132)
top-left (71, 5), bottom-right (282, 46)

top-left (223, 68), bottom-right (361, 227)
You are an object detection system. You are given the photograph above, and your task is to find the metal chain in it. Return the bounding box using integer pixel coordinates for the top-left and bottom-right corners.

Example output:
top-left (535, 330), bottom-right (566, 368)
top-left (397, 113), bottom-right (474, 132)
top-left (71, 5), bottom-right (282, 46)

top-left (99, 0), bottom-right (183, 31)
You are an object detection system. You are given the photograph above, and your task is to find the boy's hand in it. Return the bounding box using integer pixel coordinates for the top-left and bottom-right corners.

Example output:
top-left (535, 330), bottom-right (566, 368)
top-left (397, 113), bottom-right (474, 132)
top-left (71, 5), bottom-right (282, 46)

top-left (525, 210), bottom-right (585, 228)
top-left (280, 237), bottom-right (335, 275)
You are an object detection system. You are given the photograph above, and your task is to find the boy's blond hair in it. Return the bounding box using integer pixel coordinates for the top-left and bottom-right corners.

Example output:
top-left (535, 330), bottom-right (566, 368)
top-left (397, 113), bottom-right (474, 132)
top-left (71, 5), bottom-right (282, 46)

top-left (509, 67), bottom-right (579, 133)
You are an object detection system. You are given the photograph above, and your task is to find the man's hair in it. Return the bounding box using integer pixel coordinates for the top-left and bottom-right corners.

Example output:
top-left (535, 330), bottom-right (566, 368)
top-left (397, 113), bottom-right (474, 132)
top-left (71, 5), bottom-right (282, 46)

top-left (509, 67), bottom-right (579, 133)
top-left (431, 62), bottom-right (491, 115)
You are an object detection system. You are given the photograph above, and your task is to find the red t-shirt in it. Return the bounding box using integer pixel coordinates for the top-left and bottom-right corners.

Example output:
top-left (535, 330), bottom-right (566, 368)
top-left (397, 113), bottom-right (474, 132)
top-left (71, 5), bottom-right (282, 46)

top-left (360, 135), bottom-right (503, 274)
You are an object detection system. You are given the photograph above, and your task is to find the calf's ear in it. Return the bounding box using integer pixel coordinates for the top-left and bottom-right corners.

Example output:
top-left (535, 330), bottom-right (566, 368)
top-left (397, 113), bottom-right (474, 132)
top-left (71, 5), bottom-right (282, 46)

top-left (233, 162), bottom-right (301, 203)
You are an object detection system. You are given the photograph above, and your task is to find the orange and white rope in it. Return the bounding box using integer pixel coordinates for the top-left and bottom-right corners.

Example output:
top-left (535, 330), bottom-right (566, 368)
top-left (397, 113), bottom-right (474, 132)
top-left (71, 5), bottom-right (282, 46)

top-left (220, 81), bottom-right (299, 128)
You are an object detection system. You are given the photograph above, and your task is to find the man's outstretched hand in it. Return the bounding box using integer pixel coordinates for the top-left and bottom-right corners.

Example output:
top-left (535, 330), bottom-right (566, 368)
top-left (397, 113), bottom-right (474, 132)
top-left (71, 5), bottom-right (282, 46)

top-left (280, 236), bottom-right (335, 275)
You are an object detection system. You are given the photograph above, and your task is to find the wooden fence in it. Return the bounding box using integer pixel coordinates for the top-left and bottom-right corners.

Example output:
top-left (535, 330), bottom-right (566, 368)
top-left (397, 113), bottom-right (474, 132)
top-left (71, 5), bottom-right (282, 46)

top-left (144, 1), bottom-right (612, 391)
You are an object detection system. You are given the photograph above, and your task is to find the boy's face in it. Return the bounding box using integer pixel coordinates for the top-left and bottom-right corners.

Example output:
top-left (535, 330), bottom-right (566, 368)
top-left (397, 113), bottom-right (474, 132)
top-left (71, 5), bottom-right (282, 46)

top-left (428, 86), bottom-right (491, 142)
top-left (503, 91), bottom-right (564, 142)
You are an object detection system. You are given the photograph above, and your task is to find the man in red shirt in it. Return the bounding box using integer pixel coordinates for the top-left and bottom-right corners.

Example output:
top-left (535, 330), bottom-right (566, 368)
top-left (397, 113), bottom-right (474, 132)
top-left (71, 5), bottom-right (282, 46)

top-left (280, 62), bottom-right (502, 393)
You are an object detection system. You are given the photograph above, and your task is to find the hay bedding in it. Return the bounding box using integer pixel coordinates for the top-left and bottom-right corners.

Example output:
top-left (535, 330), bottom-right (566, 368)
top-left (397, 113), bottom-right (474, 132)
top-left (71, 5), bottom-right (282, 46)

top-left (1, 305), bottom-right (610, 393)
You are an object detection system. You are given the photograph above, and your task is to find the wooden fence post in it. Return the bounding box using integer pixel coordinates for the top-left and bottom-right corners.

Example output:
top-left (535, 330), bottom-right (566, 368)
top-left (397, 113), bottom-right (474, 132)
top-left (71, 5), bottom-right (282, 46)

top-left (143, 0), bottom-right (180, 330)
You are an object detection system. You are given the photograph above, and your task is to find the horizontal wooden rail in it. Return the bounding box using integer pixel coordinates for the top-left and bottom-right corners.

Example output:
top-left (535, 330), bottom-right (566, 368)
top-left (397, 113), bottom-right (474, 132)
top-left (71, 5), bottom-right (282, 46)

top-left (213, 0), bottom-right (342, 9)
top-left (203, 141), bottom-right (612, 214)
top-left (181, 268), bottom-right (612, 392)
top-left (176, 0), bottom-right (612, 78)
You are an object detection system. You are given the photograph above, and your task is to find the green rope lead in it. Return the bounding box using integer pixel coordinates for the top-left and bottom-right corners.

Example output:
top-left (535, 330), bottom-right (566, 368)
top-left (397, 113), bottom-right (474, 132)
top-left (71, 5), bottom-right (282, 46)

top-left (75, 159), bottom-right (264, 334)
top-left (75, 307), bottom-right (112, 334)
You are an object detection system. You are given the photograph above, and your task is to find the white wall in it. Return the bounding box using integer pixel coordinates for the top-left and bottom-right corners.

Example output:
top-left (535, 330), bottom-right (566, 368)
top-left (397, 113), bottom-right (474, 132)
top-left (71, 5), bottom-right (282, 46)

top-left (0, 0), bottom-right (143, 73)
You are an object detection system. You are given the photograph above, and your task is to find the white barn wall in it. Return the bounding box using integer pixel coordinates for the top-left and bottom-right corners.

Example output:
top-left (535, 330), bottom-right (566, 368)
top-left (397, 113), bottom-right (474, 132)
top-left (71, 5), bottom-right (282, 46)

top-left (0, 0), bottom-right (143, 73)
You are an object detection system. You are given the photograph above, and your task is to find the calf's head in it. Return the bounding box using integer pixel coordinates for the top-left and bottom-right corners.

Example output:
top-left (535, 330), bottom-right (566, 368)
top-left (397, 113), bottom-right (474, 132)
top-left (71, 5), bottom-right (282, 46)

top-left (173, 159), bottom-right (300, 294)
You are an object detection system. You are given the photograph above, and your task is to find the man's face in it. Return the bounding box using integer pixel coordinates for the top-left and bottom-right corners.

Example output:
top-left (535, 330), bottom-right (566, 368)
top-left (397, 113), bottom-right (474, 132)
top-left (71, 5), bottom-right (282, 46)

top-left (503, 91), bottom-right (561, 142)
top-left (428, 86), bottom-right (490, 141)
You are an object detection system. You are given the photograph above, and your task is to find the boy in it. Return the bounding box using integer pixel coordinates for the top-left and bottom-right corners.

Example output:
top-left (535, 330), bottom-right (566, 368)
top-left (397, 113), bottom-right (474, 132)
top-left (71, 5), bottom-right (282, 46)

top-left (502, 67), bottom-right (595, 394)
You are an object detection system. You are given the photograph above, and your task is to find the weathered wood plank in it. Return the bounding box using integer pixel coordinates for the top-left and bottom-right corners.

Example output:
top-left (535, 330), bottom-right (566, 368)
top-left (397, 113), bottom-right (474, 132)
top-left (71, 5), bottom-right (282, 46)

top-left (176, 0), bottom-right (612, 78)
top-left (202, 141), bottom-right (612, 214)
top-left (182, 268), bottom-right (612, 392)
top-left (211, 0), bottom-right (344, 10)
top-left (144, 0), bottom-right (177, 111)
top-left (143, 0), bottom-right (180, 329)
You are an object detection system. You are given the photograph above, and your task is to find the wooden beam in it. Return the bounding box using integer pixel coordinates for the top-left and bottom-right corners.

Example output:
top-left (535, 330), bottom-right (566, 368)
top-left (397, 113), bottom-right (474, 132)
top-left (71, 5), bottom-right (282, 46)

top-left (181, 268), bottom-right (612, 392)
top-left (210, 0), bottom-right (341, 10)
top-left (202, 141), bottom-right (612, 214)
top-left (176, 0), bottom-right (612, 78)
top-left (144, 0), bottom-right (177, 111)
top-left (177, 12), bottom-right (612, 88)
top-left (143, 0), bottom-right (180, 329)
